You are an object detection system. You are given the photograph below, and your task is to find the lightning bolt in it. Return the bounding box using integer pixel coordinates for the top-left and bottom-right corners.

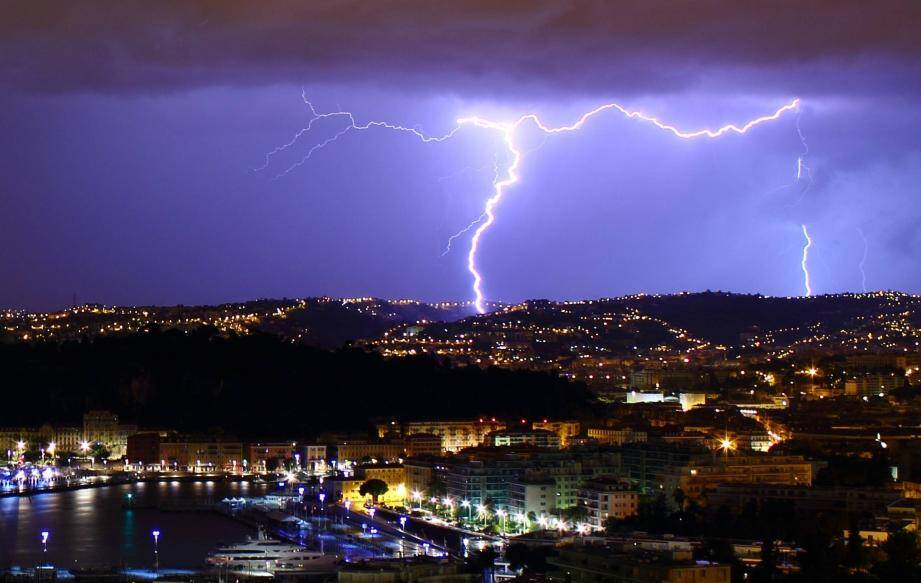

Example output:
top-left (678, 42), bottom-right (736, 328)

top-left (262, 95), bottom-right (800, 314)
top-left (857, 227), bottom-right (869, 293)
top-left (801, 224), bottom-right (813, 297)
top-left (440, 155), bottom-right (502, 257)
top-left (792, 112), bottom-right (814, 204)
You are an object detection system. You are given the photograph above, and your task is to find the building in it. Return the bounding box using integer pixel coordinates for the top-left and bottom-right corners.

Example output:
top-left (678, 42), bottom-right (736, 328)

top-left (246, 442), bottom-right (295, 473)
top-left (301, 444), bottom-right (328, 474)
top-left (577, 477), bottom-right (639, 527)
top-left (446, 456), bottom-right (530, 508)
top-left (619, 443), bottom-right (709, 495)
top-left (485, 429), bottom-right (561, 448)
top-left (326, 464), bottom-right (406, 506)
top-left (404, 433), bottom-right (442, 457)
top-left (445, 448), bottom-right (622, 512)
top-left (331, 439), bottom-right (404, 463)
top-left (586, 427), bottom-right (647, 446)
top-left (845, 373), bottom-right (904, 396)
top-left (706, 483), bottom-right (906, 518)
top-left (403, 457), bottom-right (450, 498)
top-left (382, 420), bottom-right (506, 453)
top-left (83, 411), bottom-right (120, 457)
top-left (126, 431), bottom-right (167, 464)
top-left (0, 424), bottom-right (83, 457)
top-left (153, 435), bottom-right (244, 472)
top-left (532, 420), bottom-right (581, 447)
top-left (508, 478), bottom-right (557, 517)
top-left (548, 546), bottom-right (730, 583)
top-left (679, 455), bottom-right (814, 501)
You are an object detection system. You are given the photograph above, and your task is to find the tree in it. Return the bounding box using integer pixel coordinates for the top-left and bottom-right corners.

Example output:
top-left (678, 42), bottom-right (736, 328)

top-left (673, 487), bottom-right (686, 511)
top-left (697, 538), bottom-right (745, 583)
top-left (90, 442), bottom-right (111, 460)
top-left (465, 548), bottom-right (498, 576)
top-left (874, 530), bottom-right (921, 583)
top-left (844, 526), bottom-right (867, 571)
top-left (358, 479), bottom-right (388, 504)
top-left (504, 543), bottom-right (554, 573)
top-left (561, 504), bottom-right (589, 523)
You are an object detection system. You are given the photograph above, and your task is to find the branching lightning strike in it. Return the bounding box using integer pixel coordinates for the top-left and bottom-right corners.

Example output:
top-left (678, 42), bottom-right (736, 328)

top-left (261, 94), bottom-right (800, 313)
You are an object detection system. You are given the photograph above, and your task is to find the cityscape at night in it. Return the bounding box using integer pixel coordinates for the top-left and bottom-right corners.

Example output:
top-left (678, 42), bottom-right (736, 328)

top-left (3, 2), bottom-right (921, 583)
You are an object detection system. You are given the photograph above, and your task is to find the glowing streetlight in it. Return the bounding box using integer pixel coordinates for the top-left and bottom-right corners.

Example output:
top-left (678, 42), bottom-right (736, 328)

top-left (41, 531), bottom-right (49, 557)
top-left (152, 530), bottom-right (161, 573)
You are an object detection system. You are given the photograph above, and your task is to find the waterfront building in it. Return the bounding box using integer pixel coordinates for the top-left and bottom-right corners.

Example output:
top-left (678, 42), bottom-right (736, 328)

top-left (0, 424), bottom-right (82, 457)
top-left (402, 457), bottom-right (450, 498)
top-left (326, 469), bottom-right (406, 506)
top-left (508, 477), bottom-right (557, 517)
top-left (83, 410), bottom-right (119, 455)
top-left (245, 442), bottom-right (296, 473)
top-left (154, 435), bottom-right (244, 472)
top-left (300, 444), bottom-right (328, 474)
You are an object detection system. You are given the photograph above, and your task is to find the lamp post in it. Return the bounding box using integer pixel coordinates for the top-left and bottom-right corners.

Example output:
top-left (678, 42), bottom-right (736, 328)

top-left (461, 499), bottom-right (471, 524)
top-left (40, 531), bottom-right (49, 561)
top-left (152, 530), bottom-right (160, 573)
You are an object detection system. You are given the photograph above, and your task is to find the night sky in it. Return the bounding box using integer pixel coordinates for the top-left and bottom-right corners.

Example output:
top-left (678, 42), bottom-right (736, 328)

top-left (2, 1), bottom-right (920, 310)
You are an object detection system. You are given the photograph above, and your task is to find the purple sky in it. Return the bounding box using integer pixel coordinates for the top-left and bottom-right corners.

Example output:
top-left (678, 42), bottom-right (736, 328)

top-left (2, 1), bottom-right (920, 310)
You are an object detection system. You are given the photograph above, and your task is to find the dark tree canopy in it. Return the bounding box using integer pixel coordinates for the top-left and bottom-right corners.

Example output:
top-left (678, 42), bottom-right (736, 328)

top-left (0, 329), bottom-right (596, 438)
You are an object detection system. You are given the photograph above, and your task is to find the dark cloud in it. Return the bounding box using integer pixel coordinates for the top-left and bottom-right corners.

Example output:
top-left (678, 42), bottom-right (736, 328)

top-left (2, 0), bottom-right (920, 95)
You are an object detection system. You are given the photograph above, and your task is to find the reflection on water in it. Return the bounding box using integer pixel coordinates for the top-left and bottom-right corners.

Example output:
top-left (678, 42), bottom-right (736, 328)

top-left (0, 481), bottom-right (265, 570)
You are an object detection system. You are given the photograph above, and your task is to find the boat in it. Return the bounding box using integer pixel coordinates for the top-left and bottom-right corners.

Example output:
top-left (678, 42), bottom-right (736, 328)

top-left (206, 527), bottom-right (339, 575)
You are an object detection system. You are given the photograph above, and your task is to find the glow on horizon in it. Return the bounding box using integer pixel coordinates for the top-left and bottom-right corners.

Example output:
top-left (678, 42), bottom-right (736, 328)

top-left (262, 95), bottom-right (800, 313)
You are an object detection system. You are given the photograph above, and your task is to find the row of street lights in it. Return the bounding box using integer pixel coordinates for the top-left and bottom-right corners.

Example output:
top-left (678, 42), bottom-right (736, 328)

top-left (34, 529), bottom-right (162, 572)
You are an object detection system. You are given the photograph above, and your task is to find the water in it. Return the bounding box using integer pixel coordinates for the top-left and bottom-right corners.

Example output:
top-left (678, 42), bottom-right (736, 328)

top-left (0, 481), bottom-right (267, 570)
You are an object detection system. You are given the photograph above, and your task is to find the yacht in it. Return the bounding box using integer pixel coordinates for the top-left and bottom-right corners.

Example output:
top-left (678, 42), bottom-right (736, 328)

top-left (206, 528), bottom-right (339, 575)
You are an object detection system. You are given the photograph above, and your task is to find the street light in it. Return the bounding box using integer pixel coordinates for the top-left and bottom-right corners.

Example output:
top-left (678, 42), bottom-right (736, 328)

top-left (40, 531), bottom-right (49, 559)
top-left (496, 509), bottom-right (507, 532)
top-left (461, 499), bottom-right (471, 523)
top-left (152, 530), bottom-right (161, 573)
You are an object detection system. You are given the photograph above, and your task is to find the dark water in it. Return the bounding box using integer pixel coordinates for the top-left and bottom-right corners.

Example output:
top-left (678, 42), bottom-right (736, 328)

top-left (0, 481), bottom-right (267, 570)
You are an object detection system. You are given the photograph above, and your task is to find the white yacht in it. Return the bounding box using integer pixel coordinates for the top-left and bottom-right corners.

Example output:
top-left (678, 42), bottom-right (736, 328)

top-left (206, 528), bottom-right (339, 575)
